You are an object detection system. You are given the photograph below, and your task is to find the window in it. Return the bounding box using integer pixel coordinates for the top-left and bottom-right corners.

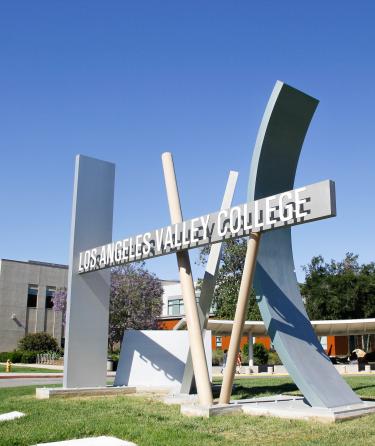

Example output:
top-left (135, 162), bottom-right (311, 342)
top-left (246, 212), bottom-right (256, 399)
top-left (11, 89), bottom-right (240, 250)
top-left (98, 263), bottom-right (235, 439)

top-left (27, 285), bottom-right (38, 308)
top-left (320, 336), bottom-right (327, 351)
top-left (168, 298), bottom-right (184, 316)
top-left (46, 286), bottom-right (56, 309)
top-left (216, 336), bottom-right (222, 349)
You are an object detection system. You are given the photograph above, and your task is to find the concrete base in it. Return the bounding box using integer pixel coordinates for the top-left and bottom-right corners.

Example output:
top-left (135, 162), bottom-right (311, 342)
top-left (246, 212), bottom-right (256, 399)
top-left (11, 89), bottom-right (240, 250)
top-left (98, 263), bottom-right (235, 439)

top-left (180, 394), bottom-right (375, 422)
top-left (36, 386), bottom-right (136, 399)
top-left (0, 411), bottom-right (25, 422)
top-left (240, 395), bottom-right (375, 423)
top-left (181, 403), bottom-right (242, 417)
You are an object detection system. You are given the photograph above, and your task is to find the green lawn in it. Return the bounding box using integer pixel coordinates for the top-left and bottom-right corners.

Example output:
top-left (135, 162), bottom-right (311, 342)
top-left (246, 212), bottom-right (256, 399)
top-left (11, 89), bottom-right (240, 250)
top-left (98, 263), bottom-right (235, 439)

top-left (0, 365), bottom-right (61, 374)
top-left (0, 376), bottom-right (375, 446)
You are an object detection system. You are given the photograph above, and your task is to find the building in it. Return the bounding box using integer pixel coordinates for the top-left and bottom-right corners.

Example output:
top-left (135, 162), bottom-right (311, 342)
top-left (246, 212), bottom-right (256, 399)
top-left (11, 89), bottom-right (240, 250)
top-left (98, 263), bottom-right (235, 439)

top-left (158, 281), bottom-right (375, 357)
top-left (0, 259), bottom-right (67, 352)
top-left (1, 258), bottom-right (373, 357)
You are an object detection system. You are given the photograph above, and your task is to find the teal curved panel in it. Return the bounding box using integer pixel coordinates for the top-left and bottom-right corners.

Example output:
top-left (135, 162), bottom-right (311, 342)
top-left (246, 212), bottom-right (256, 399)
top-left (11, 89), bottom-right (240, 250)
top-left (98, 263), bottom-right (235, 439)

top-left (248, 81), bottom-right (361, 408)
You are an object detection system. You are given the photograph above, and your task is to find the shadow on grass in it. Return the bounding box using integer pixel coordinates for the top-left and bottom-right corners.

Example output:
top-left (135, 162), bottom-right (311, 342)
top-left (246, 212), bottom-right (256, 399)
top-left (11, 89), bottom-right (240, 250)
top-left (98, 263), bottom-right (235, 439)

top-left (211, 382), bottom-right (299, 399)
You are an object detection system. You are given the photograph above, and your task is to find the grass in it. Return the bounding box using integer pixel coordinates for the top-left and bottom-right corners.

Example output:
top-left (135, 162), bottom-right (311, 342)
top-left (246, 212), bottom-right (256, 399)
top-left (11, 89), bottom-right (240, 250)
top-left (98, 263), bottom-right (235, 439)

top-left (0, 376), bottom-right (374, 445)
top-left (0, 365), bottom-right (61, 373)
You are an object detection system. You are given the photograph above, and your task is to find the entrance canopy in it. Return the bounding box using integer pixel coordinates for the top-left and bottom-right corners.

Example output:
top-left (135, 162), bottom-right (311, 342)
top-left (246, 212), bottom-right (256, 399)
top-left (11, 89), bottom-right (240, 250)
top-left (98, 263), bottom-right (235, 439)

top-left (174, 318), bottom-right (375, 336)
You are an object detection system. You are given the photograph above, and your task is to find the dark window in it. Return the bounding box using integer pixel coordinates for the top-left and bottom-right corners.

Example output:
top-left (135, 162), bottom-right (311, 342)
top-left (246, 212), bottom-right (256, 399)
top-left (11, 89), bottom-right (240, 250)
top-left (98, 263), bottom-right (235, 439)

top-left (45, 287), bottom-right (56, 309)
top-left (27, 285), bottom-right (38, 308)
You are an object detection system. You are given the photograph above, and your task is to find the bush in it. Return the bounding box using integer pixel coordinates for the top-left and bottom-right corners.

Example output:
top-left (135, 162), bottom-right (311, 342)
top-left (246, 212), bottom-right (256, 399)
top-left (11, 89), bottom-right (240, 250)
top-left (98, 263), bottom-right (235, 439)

top-left (212, 349), bottom-right (224, 366)
top-left (0, 351), bottom-right (23, 363)
top-left (0, 352), bottom-right (11, 362)
top-left (253, 343), bottom-right (269, 365)
top-left (20, 351), bottom-right (38, 364)
top-left (268, 351), bottom-right (282, 365)
top-left (18, 332), bottom-right (59, 353)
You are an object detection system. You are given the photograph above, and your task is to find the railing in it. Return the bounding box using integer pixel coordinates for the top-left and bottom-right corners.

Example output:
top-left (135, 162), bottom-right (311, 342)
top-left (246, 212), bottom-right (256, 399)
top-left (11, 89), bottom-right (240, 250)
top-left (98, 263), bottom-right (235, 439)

top-left (36, 352), bottom-right (63, 365)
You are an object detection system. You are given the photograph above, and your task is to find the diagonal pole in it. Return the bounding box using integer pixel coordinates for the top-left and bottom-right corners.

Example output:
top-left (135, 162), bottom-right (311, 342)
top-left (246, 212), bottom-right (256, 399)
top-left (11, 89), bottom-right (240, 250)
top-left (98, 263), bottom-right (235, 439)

top-left (161, 152), bottom-right (213, 406)
top-left (219, 231), bottom-right (261, 404)
top-left (180, 170), bottom-right (238, 393)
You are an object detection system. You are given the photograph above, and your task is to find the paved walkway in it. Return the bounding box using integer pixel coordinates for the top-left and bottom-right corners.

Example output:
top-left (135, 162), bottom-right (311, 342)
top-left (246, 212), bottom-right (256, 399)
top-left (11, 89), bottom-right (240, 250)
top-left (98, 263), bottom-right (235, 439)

top-left (0, 377), bottom-right (63, 388)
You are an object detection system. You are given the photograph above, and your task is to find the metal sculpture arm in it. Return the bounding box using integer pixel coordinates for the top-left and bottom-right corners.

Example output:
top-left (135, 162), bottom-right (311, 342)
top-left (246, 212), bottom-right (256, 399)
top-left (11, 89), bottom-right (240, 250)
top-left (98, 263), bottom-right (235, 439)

top-left (248, 81), bottom-right (361, 408)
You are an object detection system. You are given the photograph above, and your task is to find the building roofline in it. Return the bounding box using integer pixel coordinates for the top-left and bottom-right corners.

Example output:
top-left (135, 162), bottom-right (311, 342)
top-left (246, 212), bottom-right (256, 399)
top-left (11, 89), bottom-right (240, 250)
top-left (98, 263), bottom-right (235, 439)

top-left (1, 259), bottom-right (68, 269)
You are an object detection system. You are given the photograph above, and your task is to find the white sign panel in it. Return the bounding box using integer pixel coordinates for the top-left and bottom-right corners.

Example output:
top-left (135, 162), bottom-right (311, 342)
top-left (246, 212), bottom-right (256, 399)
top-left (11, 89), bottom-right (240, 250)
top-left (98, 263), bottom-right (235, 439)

top-left (78, 179), bottom-right (335, 274)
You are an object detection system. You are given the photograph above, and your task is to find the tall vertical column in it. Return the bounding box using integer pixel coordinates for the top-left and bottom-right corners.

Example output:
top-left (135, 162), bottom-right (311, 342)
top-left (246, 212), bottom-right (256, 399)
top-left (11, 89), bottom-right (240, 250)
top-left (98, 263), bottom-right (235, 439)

top-left (162, 152), bottom-right (213, 406)
top-left (35, 285), bottom-right (47, 332)
top-left (63, 155), bottom-right (115, 389)
top-left (248, 332), bottom-right (254, 368)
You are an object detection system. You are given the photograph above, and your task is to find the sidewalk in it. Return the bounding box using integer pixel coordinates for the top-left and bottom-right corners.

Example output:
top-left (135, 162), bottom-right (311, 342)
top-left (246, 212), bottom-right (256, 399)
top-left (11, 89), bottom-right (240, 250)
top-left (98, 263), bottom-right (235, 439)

top-left (0, 369), bottom-right (117, 379)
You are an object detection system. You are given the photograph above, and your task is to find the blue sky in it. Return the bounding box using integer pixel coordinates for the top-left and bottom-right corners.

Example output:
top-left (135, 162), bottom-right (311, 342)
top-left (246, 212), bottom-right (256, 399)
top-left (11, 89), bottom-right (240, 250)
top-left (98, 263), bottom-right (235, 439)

top-left (0, 1), bottom-right (374, 282)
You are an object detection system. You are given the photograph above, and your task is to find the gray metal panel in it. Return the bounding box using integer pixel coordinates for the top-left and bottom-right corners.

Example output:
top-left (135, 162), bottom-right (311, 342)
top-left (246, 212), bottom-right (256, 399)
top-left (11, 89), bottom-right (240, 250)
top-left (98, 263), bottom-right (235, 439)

top-left (248, 81), bottom-right (361, 408)
top-left (63, 155), bottom-right (115, 388)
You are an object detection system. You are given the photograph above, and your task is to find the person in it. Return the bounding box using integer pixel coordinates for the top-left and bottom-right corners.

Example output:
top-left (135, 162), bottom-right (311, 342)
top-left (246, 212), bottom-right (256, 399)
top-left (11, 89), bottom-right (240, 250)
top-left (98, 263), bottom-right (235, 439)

top-left (236, 351), bottom-right (242, 374)
top-left (221, 349), bottom-right (228, 374)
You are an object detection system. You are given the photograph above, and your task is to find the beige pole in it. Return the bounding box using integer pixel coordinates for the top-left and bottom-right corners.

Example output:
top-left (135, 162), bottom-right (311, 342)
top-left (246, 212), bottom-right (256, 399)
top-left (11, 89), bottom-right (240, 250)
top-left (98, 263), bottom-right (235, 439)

top-left (161, 152), bottom-right (213, 406)
top-left (219, 232), bottom-right (261, 404)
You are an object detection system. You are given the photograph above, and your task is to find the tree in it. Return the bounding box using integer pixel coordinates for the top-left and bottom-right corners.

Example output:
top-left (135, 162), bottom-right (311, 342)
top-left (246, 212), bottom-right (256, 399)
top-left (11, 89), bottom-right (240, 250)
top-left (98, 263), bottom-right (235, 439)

top-left (51, 264), bottom-right (163, 351)
top-left (301, 253), bottom-right (375, 320)
top-left (109, 263), bottom-right (163, 350)
top-left (199, 239), bottom-right (262, 320)
top-left (52, 287), bottom-right (67, 327)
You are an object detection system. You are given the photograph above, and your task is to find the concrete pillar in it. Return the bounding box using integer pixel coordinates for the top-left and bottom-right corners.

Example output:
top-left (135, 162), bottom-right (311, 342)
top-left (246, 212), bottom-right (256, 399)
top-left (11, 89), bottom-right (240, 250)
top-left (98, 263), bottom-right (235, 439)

top-left (35, 285), bottom-right (47, 332)
top-left (248, 332), bottom-right (254, 368)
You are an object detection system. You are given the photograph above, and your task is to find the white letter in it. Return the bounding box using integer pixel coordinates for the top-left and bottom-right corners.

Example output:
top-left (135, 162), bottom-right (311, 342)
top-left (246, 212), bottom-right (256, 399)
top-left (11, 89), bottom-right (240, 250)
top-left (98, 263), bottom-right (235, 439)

top-left (78, 252), bottom-right (84, 273)
top-left (143, 232), bottom-right (151, 255)
top-left (114, 241), bottom-right (122, 263)
top-left (218, 210), bottom-right (228, 237)
top-left (90, 248), bottom-right (97, 269)
top-left (128, 237), bottom-right (135, 261)
top-left (100, 246), bottom-right (106, 267)
top-left (173, 224), bottom-right (181, 249)
top-left (122, 239), bottom-right (129, 261)
top-left (181, 222), bottom-right (189, 246)
top-left (164, 226), bottom-right (173, 249)
top-left (135, 234), bottom-right (143, 257)
top-left (190, 218), bottom-right (200, 243)
top-left (295, 187), bottom-right (308, 218)
top-left (229, 206), bottom-right (241, 234)
top-left (200, 215), bottom-right (210, 241)
top-left (106, 243), bottom-right (115, 266)
top-left (265, 195), bottom-right (277, 226)
top-left (279, 191), bottom-right (293, 222)
top-left (243, 203), bottom-right (252, 231)
top-left (156, 229), bottom-right (164, 252)
top-left (254, 201), bottom-right (263, 229)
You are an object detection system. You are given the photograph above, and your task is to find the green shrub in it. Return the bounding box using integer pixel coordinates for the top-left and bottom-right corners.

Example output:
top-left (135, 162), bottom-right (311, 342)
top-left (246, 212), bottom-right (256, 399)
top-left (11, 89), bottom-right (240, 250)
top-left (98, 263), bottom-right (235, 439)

top-left (0, 352), bottom-right (10, 362)
top-left (268, 351), bottom-right (282, 365)
top-left (20, 351), bottom-right (38, 364)
top-left (0, 351), bottom-right (23, 363)
top-left (242, 343), bottom-right (249, 357)
top-left (11, 350), bottom-right (23, 363)
top-left (212, 349), bottom-right (224, 366)
top-left (253, 343), bottom-right (269, 365)
top-left (18, 332), bottom-right (59, 353)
